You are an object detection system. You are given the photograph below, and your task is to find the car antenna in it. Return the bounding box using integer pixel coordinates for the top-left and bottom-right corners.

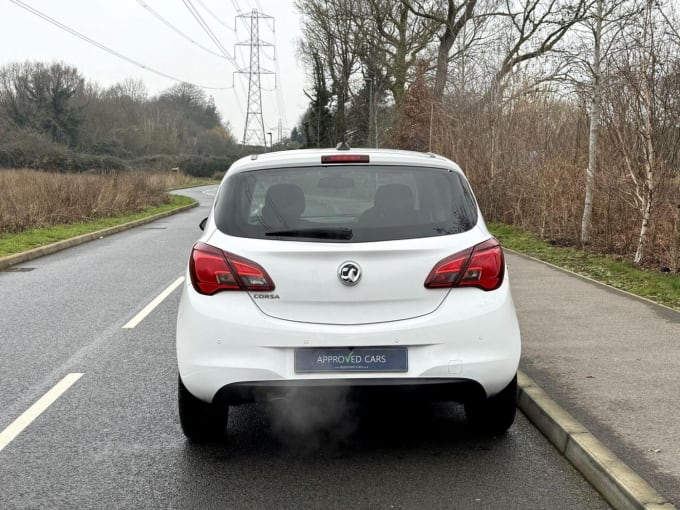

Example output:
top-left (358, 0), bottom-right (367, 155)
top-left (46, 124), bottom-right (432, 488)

top-left (336, 129), bottom-right (357, 151)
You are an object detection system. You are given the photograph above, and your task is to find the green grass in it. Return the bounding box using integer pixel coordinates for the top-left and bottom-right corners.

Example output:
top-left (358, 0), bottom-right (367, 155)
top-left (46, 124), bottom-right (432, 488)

top-left (489, 222), bottom-right (680, 312)
top-left (0, 194), bottom-right (195, 258)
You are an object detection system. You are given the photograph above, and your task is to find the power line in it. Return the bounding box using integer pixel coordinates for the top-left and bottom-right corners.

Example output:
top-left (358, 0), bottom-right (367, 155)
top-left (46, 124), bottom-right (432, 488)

top-left (270, 21), bottom-right (289, 129)
top-left (135, 0), bottom-right (227, 60)
top-left (8, 0), bottom-right (233, 91)
top-left (232, 82), bottom-right (247, 119)
top-left (231, 0), bottom-right (252, 32)
top-left (182, 0), bottom-right (240, 69)
top-left (193, 0), bottom-right (236, 32)
top-left (181, 0), bottom-right (245, 125)
top-left (231, 0), bottom-right (244, 16)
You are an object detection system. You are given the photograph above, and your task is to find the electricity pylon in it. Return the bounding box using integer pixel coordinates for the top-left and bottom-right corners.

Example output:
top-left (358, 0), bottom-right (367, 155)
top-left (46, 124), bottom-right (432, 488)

top-left (236, 9), bottom-right (274, 148)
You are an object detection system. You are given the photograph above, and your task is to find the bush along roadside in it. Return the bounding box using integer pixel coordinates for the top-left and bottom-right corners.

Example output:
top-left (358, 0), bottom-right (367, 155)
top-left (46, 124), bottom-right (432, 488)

top-left (0, 194), bottom-right (195, 259)
top-left (489, 223), bottom-right (680, 312)
top-left (0, 144), bottom-right (238, 178)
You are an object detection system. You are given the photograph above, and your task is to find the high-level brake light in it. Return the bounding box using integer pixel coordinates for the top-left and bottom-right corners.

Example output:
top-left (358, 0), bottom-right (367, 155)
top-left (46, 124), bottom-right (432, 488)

top-left (189, 242), bottom-right (275, 295)
top-left (424, 238), bottom-right (505, 291)
top-left (321, 154), bottom-right (370, 164)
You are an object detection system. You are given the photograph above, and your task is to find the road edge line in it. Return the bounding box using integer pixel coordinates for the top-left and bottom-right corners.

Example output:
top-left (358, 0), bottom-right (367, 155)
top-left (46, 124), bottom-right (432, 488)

top-left (0, 201), bottom-right (197, 271)
top-left (517, 371), bottom-right (677, 510)
top-left (0, 373), bottom-right (84, 453)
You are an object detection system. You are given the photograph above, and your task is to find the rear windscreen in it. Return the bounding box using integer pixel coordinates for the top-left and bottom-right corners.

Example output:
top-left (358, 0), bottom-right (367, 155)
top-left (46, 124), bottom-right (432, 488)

top-left (214, 165), bottom-right (478, 242)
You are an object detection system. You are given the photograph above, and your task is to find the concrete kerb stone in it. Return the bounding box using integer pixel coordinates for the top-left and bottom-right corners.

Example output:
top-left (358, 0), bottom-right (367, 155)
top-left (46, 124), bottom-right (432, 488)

top-left (517, 370), bottom-right (677, 510)
top-left (0, 201), bottom-right (197, 271)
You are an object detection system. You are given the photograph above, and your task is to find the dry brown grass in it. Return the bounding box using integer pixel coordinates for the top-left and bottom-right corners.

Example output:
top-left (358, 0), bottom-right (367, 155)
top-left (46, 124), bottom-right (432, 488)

top-left (0, 169), bottom-right (193, 234)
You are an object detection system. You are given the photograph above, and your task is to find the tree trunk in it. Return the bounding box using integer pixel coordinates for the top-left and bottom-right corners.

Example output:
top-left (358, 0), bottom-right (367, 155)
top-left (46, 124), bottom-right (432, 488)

top-left (432, 1), bottom-right (477, 103)
top-left (634, 25), bottom-right (655, 266)
top-left (581, 0), bottom-right (603, 246)
top-left (433, 37), bottom-right (451, 100)
top-left (634, 189), bottom-right (652, 265)
top-left (634, 125), bottom-right (655, 265)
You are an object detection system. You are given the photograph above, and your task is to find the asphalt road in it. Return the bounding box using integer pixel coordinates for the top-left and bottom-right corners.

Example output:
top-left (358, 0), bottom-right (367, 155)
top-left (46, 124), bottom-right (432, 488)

top-left (0, 186), bottom-right (610, 509)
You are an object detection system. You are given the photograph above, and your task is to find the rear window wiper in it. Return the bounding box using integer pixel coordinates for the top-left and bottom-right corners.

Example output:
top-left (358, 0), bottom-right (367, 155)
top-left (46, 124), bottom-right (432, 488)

top-left (265, 227), bottom-right (353, 240)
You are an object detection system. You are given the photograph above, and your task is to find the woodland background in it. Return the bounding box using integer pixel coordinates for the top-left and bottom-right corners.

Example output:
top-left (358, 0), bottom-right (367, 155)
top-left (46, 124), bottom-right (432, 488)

top-left (291, 0), bottom-right (680, 269)
top-left (0, 64), bottom-right (239, 176)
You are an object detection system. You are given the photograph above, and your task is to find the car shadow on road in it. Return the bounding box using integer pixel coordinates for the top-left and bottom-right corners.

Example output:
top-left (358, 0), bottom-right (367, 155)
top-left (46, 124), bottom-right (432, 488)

top-left (183, 394), bottom-right (505, 458)
top-left (174, 397), bottom-right (520, 509)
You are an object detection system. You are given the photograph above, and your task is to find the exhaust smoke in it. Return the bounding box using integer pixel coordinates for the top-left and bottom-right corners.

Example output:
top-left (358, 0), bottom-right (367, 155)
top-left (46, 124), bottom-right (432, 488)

top-left (264, 386), bottom-right (359, 451)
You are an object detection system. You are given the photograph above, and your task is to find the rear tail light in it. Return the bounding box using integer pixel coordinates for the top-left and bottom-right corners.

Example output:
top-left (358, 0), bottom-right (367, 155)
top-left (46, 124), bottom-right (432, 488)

top-left (424, 238), bottom-right (505, 291)
top-left (189, 242), bottom-right (275, 295)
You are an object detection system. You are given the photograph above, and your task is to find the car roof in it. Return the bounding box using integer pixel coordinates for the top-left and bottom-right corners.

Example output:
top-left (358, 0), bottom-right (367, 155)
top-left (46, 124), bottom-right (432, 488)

top-left (226, 148), bottom-right (463, 175)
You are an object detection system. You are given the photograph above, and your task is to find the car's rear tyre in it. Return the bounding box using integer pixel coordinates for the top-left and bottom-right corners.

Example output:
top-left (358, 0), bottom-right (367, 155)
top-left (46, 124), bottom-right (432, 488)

top-left (465, 375), bottom-right (517, 435)
top-left (178, 376), bottom-right (229, 442)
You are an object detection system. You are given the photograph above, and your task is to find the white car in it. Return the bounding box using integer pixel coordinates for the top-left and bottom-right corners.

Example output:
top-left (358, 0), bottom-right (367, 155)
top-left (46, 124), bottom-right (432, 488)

top-left (176, 147), bottom-right (521, 441)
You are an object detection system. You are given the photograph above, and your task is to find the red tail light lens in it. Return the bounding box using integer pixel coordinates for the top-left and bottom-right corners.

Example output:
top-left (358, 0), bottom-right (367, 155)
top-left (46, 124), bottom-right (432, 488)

top-left (189, 242), bottom-right (275, 295)
top-left (424, 238), bottom-right (505, 291)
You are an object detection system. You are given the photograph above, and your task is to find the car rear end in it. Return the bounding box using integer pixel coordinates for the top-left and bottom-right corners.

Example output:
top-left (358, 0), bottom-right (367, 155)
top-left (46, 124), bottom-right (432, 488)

top-left (176, 148), bottom-right (521, 440)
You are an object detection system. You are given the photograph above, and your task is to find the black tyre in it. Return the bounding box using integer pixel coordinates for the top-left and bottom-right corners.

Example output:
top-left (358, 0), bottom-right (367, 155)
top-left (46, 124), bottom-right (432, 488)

top-left (465, 375), bottom-right (517, 435)
top-left (178, 376), bottom-right (229, 442)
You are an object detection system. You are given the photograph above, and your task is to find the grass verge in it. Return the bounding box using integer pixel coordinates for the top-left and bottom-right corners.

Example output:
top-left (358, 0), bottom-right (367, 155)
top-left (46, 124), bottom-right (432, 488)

top-left (489, 223), bottom-right (680, 311)
top-left (0, 194), bottom-right (195, 258)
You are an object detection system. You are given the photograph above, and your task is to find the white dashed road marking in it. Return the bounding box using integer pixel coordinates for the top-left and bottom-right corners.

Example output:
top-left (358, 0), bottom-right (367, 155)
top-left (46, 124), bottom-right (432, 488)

top-left (122, 276), bottom-right (185, 329)
top-left (0, 373), bottom-right (84, 453)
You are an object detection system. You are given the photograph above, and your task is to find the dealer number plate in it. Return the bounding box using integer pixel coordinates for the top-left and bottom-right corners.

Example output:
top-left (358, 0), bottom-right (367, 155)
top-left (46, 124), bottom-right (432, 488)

top-left (294, 347), bottom-right (408, 373)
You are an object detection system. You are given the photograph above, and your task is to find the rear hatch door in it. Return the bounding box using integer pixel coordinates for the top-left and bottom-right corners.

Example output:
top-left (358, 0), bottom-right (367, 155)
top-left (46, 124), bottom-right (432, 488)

top-left (208, 230), bottom-right (485, 325)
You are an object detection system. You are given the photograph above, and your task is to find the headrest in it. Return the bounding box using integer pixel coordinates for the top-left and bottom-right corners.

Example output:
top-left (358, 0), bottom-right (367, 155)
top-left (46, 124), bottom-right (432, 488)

top-left (374, 183), bottom-right (414, 210)
top-left (262, 183), bottom-right (306, 226)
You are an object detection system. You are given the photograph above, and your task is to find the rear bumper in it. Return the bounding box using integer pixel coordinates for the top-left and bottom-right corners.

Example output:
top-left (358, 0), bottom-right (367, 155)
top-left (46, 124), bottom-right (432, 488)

top-left (214, 378), bottom-right (486, 406)
top-left (177, 277), bottom-right (521, 403)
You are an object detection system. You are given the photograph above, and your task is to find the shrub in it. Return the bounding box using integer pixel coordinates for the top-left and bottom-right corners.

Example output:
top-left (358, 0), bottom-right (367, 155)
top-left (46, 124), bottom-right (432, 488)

top-left (178, 155), bottom-right (238, 178)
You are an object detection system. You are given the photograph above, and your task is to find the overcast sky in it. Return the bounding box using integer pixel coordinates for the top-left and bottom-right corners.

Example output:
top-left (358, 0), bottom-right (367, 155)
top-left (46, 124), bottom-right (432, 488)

top-left (1, 0), bottom-right (308, 144)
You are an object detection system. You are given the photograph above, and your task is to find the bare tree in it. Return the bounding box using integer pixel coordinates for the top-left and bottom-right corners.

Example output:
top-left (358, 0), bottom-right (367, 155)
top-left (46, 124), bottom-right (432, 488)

top-left (579, 0), bottom-right (641, 245)
top-left (402, 0), bottom-right (479, 102)
top-left (602, 0), bottom-right (674, 265)
top-left (482, 0), bottom-right (588, 104)
top-left (296, 0), bottom-right (367, 140)
top-left (366, 0), bottom-right (439, 106)
top-left (580, 0), bottom-right (604, 245)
